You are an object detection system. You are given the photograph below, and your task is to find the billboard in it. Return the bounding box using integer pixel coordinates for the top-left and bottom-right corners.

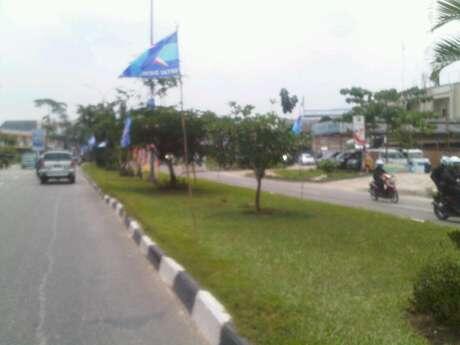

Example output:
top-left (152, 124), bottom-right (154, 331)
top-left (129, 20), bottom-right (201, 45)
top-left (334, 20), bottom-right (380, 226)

top-left (353, 116), bottom-right (366, 146)
top-left (32, 129), bottom-right (45, 151)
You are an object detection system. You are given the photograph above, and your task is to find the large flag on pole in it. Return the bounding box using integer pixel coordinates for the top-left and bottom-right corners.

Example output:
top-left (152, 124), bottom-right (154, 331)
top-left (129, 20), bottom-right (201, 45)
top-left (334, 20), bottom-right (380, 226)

top-left (292, 116), bottom-right (302, 135)
top-left (120, 32), bottom-right (180, 79)
top-left (120, 116), bottom-right (132, 148)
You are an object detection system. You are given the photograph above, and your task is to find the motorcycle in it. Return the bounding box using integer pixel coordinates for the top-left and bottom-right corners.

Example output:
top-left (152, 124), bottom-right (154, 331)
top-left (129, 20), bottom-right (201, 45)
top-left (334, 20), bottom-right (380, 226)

top-left (369, 173), bottom-right (399, 203)
top-left (432, 193), bottom-right (460, 220)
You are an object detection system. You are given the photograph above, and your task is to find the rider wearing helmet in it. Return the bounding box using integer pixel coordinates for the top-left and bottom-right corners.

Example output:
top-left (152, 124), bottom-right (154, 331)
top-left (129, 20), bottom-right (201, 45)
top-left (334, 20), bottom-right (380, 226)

top-left (432, 156), bottom-right (460, 205)
top-left (431, 156), bottom-right (449, 192)
top-left (373, 159), bottom-right (387, 193)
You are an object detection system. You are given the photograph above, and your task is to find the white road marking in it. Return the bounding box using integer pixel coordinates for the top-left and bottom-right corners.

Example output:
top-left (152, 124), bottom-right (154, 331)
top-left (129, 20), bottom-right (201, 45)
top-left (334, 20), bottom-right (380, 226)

top-left (36, 194), bottom-right (61, 345)
top-left (411, 218), bottom-right (426, 223)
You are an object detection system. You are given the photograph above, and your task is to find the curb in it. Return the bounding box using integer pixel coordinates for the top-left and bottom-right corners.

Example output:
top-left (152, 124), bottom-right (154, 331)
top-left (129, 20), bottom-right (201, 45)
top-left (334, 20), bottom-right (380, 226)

top-left (83, 172), bottom-right (249, 345)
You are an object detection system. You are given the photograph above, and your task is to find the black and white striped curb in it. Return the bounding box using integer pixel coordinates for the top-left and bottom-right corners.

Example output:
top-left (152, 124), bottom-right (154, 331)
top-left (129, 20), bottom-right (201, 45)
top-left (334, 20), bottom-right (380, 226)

top-left (84, 175), bottom-right (249, 345)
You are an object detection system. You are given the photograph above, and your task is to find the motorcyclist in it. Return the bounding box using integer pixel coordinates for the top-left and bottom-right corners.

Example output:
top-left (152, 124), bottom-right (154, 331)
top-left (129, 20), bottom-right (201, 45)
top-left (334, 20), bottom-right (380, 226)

top-left (432, 156), bottom-right (460, 206)
top-left (431, 156), bottom-right (449, 192)
top-left (373, 159), bottom-right (387, 193)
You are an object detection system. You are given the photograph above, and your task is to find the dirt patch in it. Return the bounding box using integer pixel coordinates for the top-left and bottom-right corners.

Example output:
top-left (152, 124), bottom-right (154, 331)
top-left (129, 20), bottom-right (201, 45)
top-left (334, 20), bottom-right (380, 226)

top-left (409, 311), bottom-right (460, 345)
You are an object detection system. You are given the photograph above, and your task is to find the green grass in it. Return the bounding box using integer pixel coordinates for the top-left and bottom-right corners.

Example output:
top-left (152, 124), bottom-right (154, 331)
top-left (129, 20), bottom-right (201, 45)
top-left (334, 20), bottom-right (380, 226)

top-left (84, 164), bottom-right (460, 345)
top-left (270, 168), bottom-right (367, 182)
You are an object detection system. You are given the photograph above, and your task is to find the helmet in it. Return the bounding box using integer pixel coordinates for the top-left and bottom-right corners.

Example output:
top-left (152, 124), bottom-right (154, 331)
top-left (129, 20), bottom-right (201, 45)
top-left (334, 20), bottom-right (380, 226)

top-left (376, 159), bottom-right (384, 167)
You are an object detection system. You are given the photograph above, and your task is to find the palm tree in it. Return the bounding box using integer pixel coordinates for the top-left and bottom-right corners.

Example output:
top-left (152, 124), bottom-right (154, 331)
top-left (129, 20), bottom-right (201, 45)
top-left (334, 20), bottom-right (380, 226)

top-left (431, 0), bottom-right (460, 85)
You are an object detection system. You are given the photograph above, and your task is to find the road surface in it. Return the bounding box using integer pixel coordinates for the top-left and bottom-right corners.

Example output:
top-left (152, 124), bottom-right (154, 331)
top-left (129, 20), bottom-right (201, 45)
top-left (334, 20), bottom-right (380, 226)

top-left (195, 170), bottom-right (460, 227)
top-left (0, 166), bottom-right (207, 345)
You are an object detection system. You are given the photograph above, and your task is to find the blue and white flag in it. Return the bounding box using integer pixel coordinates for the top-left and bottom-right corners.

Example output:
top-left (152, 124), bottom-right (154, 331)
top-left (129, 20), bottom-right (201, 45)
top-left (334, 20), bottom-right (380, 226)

top-left (292, 116), bottom-right (302, 135)
top-left (120, 116), bottom-right (132, 148)
top-left (120, 32), bottom-right (180, 79)
top-left (88, 135), bottom-right (96, 148)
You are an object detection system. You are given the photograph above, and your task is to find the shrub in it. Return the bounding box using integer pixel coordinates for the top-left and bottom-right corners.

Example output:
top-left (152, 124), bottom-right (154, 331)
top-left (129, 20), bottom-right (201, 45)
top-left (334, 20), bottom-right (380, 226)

top-left (318, 160), bottom-right (338, 173)
top-left (412, 258), bottom-right (460, 326)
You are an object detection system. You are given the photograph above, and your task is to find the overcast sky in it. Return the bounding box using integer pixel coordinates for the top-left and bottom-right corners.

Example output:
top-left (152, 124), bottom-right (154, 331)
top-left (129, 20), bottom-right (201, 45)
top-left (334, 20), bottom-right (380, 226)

top-left (1, 0), bottom-right (459, 123)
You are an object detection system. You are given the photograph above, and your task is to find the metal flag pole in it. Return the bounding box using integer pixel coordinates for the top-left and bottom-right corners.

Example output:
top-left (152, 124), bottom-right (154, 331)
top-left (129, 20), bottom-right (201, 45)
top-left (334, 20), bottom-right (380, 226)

top-left (177, 27), bottom-right (197, 231)
top-left (149, 0), bottom-right (156, 103)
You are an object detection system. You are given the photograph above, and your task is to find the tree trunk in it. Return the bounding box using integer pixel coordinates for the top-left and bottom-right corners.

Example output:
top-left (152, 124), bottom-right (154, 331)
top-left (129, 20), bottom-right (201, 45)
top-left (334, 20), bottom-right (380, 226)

top-left (192, 162), bottom-right (196, 182)
top-left (255, 175), bottom-right (262, 212)
top-left (149, 150), bottom-right (157, 185)
top-left (166, 160), bottom-right (177, 186)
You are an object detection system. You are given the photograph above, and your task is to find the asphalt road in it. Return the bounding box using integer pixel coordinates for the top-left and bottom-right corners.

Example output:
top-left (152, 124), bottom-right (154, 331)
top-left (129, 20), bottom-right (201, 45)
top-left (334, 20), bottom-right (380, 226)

top-left (0, 166), bottom-right (207, 345)
top-left (196, 170), bottom-right (460, 227)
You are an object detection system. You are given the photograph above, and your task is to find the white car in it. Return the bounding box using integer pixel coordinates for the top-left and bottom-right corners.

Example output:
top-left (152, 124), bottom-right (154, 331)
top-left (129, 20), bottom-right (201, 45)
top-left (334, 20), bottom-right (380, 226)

top-left (299, 153), bottom-right (316, 165)
top-left (38, 150), bottom-right (76, 184)
top-left (404, 149), bottom-right (431, 173)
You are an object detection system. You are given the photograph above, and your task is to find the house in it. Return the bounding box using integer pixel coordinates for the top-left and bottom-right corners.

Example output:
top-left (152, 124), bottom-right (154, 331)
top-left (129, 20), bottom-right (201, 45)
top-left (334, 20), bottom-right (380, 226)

top-left (0, 120), bottom-right (38, 148)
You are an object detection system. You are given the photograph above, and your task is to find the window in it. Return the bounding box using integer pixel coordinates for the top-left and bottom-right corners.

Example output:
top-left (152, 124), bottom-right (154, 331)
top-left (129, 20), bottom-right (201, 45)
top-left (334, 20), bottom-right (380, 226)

top-left (44, 153), bottom-right (72, 161)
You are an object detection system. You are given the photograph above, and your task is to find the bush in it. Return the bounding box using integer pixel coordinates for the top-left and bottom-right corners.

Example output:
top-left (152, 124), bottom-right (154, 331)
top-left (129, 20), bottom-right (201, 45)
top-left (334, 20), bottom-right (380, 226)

top-left (317, 160), bottom-right (338, 173)
top-left (412, 258), bottom-right (460, 326)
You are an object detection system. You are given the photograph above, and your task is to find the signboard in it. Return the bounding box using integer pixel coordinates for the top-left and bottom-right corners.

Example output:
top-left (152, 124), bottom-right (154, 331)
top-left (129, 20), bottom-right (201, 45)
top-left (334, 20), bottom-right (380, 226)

top-left (352, 116), bottom-right (366, 146)
top-left (32, 129), bottom-right (45, 151)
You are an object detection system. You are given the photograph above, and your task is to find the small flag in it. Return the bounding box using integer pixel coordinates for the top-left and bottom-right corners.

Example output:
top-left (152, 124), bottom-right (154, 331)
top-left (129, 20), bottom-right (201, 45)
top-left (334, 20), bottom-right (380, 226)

top-left (292, 116), bottom-right (302, 135)
top-left (88, 135), bottom-right (96, 148)
top-left (147, 97), bottom-right (156, 110)
top-left (120, 32), bottom-right (180, 79)
top-left (121, 116), bottom-right (132, 148)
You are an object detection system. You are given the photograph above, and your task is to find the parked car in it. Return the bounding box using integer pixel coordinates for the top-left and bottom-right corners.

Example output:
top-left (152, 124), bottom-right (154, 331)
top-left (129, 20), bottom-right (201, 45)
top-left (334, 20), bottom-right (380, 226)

top-left (334, 151), bottom-right (351, 169)
top-left (317, 151), bottom-right (340, 163)
top-left (345, 151), bottom-right (363, 171)
top-left (402, 149), bottom-right (431, 173)
top-left (368, 148), bottom-right (409, 172)
top-left (37, 150), bottom-right (76, 184)
top-left (21, 152), bottom-right (37, 169)
top-left (298, 152), bottom-right (316, 165)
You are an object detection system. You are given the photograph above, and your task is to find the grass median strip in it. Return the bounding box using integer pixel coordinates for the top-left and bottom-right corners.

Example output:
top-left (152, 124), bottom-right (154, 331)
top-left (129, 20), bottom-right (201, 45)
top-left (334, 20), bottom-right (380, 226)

top-left (84, 164), bottom-right (459, 345)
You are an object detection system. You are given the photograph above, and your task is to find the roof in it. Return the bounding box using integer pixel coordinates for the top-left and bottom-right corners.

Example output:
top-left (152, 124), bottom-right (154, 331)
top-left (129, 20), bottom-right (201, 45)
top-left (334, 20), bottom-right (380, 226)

top-left (0, 120), bottom-right (38, 132)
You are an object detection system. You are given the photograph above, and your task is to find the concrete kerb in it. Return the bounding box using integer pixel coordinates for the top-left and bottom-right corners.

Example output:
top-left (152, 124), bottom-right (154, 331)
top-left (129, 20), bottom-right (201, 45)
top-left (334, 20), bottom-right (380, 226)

top-left (82, 170), bottom-right (249, 345)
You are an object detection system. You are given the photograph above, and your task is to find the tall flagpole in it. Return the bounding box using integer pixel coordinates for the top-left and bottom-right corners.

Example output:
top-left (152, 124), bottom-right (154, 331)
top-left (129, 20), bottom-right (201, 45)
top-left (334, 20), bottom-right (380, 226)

top-left (177, 28), bottom-right (197, 231)
top-left (149, 0), bottom-right (155, 103)
top-left (150, 0), bottom-right (154, 46)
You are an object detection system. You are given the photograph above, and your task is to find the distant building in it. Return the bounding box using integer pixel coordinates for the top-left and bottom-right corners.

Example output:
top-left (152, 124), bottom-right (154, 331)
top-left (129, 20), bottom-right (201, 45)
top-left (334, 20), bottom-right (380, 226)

top-left (419, 82), bottom-right (460, 121)
top-left (0, 120), bottom-right (38, 148)
top-left (297, 108), bottom-right (350, 133)
top-left (311, 121), bottom-right (353, 154)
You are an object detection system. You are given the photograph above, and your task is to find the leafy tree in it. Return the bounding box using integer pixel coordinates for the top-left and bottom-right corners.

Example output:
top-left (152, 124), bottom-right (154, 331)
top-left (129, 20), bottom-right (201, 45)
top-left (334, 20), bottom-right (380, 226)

top-left (75, 102), bottom-right (122, 169)
top-left (0, 133), bottom-right (17, 147)
top-left (206, 115), bottom-right (240, 169)
top-left (131, 107), bottom-right (207, 186)
top-left (279, 88), bottom-right (299, 114)
top-left (143, 78), bottom-right (179, 98)
top-left (340, 86), bottom-right (435, 148)
top-left (431, 0), bottom-right (460, 85)
top-left (207, 105), bottom-right (296, 212)
top-left (228, 101), bottom-right (255, 117)
top-left (34, 98), bottom-right (70, 147)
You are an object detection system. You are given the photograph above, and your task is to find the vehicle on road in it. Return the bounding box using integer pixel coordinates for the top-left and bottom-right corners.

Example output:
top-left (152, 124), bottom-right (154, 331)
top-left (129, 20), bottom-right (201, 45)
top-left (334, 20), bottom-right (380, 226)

top-left (369, 173), bottom-right (399, 203)
top-left (37, 150), bottom-right (76, 184)
top-left (21, 152), bottom-right (37, 169)
top-left (299, 152), bottom-right (316, 165)
top-left (432, 193), bottom-right (460, 220)
top-left (403, 149), bottom-right (431, 173)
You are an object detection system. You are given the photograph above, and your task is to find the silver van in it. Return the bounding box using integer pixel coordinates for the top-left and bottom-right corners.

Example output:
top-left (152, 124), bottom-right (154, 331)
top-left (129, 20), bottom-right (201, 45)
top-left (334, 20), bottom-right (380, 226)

top-left (37, 151), bottom-right (76, 184)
